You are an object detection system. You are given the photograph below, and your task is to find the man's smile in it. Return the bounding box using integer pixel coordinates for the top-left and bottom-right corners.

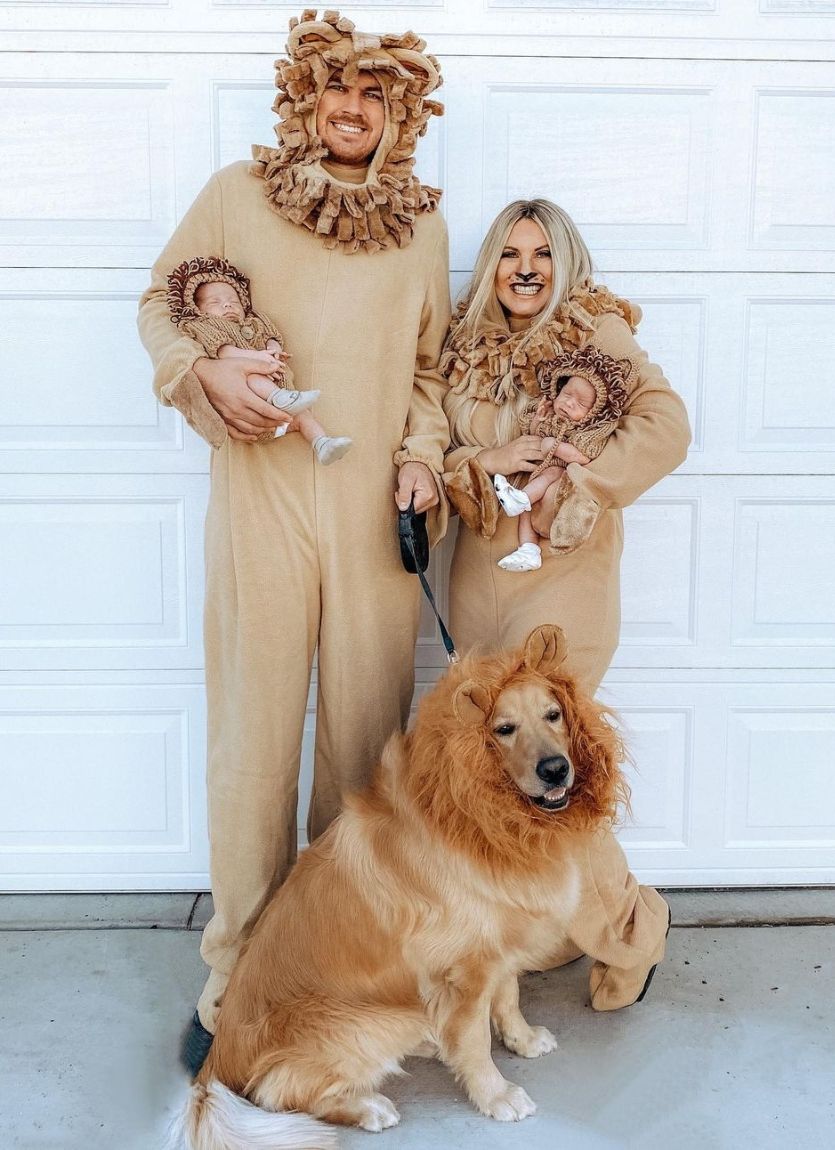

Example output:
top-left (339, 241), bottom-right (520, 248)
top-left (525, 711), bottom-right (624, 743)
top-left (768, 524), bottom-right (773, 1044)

top-left (330, 120), bottom-right (367, 136)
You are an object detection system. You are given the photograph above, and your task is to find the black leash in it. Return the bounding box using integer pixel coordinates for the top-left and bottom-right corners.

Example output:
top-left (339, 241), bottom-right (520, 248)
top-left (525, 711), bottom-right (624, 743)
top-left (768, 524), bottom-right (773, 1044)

top-left (398, 503), bottom-right (459, 664)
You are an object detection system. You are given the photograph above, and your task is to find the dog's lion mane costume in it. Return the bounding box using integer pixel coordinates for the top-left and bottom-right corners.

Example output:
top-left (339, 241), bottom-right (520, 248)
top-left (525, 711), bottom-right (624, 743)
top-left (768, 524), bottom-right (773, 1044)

top-left (399, 625), bottom-right (628, 872)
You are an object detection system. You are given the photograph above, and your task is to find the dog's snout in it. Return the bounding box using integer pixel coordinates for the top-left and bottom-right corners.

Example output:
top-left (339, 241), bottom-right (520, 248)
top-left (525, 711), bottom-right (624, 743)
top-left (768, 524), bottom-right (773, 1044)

top-left (535, 755), bottom-right (570, 786)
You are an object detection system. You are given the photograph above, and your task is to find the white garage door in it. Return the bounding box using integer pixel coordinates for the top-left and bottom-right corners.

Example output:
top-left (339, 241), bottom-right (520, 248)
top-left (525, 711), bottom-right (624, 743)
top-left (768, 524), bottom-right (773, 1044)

top-left (1, 2), bottom-right (834, 890)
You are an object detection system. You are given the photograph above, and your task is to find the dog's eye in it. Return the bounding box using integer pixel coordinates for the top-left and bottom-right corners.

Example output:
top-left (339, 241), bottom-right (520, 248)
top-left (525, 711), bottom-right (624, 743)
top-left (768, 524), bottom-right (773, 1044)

top-left (546, 710), bottom-right (562, 723)
top-left (494, 723), bottom-right (517, 737)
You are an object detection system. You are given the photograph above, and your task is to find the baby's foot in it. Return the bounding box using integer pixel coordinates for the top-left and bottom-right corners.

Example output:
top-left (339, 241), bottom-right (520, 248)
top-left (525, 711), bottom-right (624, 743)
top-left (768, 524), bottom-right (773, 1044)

top-left (498, 542), bottom-right (542, 572)
top-left (494, 474), bottom-right (532, 517)
top-left (313, 436), bottom-right (352, 466)
top-left (267, 387), bottom-right (321, 414)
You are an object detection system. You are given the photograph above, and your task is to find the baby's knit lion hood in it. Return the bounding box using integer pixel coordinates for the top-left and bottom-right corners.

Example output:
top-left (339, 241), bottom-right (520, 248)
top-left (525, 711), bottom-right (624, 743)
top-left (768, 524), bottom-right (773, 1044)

top-left (250, 8), bottom-right (443, 254)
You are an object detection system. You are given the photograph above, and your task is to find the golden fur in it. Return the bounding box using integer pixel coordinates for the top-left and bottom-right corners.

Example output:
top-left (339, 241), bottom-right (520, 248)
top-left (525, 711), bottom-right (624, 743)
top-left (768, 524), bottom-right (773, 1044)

top-left (173, 626), bottom-right (626, 1147)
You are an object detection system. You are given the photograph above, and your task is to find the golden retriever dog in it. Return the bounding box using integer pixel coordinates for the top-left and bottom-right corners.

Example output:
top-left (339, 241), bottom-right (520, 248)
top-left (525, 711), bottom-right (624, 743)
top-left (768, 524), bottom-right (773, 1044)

top-left (169, 624), bottom-right (626, 1149)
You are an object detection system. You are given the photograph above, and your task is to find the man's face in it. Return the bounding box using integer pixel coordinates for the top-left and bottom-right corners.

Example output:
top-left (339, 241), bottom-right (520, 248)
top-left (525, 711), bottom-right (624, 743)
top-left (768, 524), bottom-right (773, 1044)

top-left (194, 281), bottom-right (245, 322)
top-left (316, 70), bottom-right (386, 167)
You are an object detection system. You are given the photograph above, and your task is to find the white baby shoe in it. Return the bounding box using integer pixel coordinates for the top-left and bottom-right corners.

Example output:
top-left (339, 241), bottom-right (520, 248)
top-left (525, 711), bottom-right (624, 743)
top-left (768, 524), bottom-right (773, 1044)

top-left (497, 542), bottom-right (542, 572)
top-left (313, 435), bottom-right (352, 466)
top-left (267, 387), bottom-right (321, 414)
top-left (493, 474), bottom-right (532, 517)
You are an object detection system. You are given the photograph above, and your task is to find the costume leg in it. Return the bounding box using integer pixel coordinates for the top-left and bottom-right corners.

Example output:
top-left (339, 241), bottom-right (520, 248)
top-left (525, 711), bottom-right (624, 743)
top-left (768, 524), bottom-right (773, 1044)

top-left (563, 828), bottom-right (670, 1010)
top-left (309, 506), bottom-right (420, 840)
top-left (197, 441), bottom-right (321, 1031)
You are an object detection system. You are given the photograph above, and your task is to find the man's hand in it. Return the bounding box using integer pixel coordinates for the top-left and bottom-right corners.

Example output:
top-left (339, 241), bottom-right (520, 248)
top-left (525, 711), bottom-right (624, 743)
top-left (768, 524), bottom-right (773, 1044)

top-left (193, 357), bottom-right (292, 442)
top-left (395, 461), bottom-right (439, 514)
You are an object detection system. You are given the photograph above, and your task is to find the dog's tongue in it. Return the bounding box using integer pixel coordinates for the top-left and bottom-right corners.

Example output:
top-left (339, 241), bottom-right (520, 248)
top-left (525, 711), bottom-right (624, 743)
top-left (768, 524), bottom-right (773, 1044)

top-left (543, 786), bottom-right (567, 802)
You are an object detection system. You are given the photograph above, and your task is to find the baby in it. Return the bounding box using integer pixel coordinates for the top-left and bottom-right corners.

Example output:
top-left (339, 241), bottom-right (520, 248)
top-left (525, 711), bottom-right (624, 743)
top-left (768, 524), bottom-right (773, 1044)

top-left (167, 257), bottom-right (351, 464)
top-left (493, 345), bottom-right (633, 570)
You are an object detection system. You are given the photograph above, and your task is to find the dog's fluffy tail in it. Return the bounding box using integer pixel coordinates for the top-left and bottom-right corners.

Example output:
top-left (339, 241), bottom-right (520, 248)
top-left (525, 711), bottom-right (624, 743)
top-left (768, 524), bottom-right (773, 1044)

top-left (166, 1080), bottom-right (338, 1150)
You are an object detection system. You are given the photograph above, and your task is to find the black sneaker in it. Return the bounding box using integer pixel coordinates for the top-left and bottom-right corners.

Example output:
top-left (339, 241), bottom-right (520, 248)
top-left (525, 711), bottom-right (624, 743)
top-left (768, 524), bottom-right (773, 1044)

top-left (180, 1010), bottom-right (214, 1077)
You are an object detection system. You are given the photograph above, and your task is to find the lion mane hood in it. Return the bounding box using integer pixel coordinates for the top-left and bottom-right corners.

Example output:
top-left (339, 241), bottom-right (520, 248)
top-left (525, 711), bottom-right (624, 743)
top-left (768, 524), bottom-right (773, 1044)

top-left (250, 7), bottom-right (444, 254)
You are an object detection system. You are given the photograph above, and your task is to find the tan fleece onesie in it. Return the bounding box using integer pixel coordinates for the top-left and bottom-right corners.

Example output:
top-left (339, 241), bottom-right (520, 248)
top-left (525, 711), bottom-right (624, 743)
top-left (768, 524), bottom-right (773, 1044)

top-left (444, 309), bottom-right (691, 1008)
top-left (139, 163), bottom-right (450, 1029)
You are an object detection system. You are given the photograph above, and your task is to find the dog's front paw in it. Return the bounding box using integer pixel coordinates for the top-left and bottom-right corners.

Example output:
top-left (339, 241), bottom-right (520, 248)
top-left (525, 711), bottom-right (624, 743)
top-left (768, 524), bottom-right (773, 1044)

top-left (356, 1094), bottom-right (400, 1132)
top-left (483, 1083), bottom-right (537, 1122)
top-left (504, 1024), bottom-right (558, 1058)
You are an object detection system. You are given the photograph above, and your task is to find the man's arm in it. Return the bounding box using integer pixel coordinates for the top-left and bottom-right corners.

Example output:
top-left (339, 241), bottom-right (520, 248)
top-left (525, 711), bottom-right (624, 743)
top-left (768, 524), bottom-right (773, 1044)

top-left (393, 218), bottom-right (452, 539)
top-left (138, 175), bottom-right (229, 447)
top-left (138, 174), bottom-right (287, 445)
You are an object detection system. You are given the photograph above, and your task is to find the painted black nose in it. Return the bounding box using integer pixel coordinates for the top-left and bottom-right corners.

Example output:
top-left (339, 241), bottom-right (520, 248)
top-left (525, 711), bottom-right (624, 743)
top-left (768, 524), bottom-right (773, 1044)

top-left (536, 755), bottom-right (570, 785)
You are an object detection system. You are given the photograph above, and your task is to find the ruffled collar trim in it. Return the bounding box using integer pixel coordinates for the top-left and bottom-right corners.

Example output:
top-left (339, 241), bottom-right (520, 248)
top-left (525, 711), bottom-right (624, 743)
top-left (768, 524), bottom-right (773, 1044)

top-left (440, 281), bottom-right (641, 405)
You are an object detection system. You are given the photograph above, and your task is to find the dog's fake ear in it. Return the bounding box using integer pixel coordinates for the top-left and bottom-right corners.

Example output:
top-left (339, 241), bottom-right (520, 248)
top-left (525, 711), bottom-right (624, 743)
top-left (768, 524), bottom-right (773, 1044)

top-left (452, 681), bottom-right (491, 726)
top-left (523, 625), bottom-right (568, 675)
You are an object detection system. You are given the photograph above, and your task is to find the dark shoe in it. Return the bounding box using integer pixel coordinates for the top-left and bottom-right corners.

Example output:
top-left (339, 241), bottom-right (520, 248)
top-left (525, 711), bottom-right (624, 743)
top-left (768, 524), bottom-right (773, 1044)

top-left (180, 1010), bottom-right (213, 1077)
top-left (635, 902), bottom-right (672, 1004)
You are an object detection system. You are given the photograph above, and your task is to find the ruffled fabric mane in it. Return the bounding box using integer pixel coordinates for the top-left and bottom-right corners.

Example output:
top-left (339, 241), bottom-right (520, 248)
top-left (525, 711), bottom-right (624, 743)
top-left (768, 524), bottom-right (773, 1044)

top-left (440, 280), bottom-right (641, 406)
top-left (249, 9), bottom-right (443, 254)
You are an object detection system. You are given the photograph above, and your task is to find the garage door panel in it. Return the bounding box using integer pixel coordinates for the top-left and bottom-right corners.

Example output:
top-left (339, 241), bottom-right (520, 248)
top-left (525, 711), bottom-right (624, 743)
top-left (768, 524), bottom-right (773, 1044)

top-left (600, 273), bottom-right (835, 475)
top-left (725, 708), bottom-right (835, 848)
top-left (731, 499), bottom-right (835, 648)
top-left (620, 498), bottom-right (699, 647)
top-left (0, 78), bottom-right (177, 265)
top-left (445, 57), bottom-right (835, 272)
top-left (615, 706), bottom-right (694, 850)
top-left (0, 56), bottom-right (215, 268)
top-left (213, 79), bottom-right (274, 172)
top-left (742, 299), bottom-right (835, 454)
top-left (0, 684), bottom-right (207, 891)
top-left (478, 82), bottom-right (713, 255)
top-left (0, 475), bottom-right (207, 672)
top-left (0, 269), bottom-right (212, 473)
top-left (751, 89), bottom-right (835, 252)
top-left (605, 678), bottom-right (835, 884)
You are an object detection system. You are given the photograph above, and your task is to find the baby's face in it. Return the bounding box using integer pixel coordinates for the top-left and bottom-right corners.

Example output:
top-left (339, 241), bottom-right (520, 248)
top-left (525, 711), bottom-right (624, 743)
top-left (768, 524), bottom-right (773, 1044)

top-left (194, 281), bottom-right (245, 322)
top-left (553, 376), bottom-right (596, 422)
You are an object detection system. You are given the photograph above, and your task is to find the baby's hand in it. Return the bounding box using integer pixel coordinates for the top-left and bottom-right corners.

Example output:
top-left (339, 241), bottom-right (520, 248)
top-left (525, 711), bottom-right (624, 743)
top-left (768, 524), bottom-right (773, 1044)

top-left (249, 349), bottom-right (283, 367)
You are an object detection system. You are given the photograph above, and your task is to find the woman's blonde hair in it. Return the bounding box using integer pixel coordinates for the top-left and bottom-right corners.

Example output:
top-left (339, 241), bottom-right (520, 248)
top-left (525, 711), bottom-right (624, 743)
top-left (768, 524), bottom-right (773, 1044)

top-left (445, 198), bottom-right (593, 449)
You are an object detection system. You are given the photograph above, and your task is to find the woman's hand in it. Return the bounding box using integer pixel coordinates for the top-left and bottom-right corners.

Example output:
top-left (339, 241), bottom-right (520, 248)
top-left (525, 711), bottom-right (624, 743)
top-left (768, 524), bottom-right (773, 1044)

top-left (554, 442), bottom-right (591, 466)
top-left (194, 357), bottom-right (292, 442)
top-left (477, 436), bottom-right (548, 477)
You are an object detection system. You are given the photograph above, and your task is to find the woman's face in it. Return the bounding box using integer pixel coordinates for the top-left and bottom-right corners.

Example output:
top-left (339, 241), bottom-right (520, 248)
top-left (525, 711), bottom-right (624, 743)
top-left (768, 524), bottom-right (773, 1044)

top-left (494, 218), bottom-right (553, 331)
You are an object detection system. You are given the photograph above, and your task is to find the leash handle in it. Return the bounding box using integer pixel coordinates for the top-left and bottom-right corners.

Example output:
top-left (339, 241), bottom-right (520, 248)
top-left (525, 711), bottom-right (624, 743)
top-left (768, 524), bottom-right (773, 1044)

top-left (402, 535), bottom-right (459, 664)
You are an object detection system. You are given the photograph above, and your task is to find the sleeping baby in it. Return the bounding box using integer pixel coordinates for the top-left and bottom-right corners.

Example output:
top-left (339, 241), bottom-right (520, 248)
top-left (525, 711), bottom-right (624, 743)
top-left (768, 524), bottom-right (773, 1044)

top-left (167, 257), bottom-right (351, 464)
top-left (493, 345), bottom-right (635, 570)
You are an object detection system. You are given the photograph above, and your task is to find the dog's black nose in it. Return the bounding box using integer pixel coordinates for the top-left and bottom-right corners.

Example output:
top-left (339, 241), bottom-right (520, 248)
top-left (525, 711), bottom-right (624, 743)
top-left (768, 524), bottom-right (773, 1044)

top-left (536, 755), bottom-right (570, 785)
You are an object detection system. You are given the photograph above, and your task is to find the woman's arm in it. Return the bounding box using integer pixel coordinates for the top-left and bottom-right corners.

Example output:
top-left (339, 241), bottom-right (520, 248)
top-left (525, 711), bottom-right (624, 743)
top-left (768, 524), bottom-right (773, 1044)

top-left (564, 314), bottom-right (691, 511)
